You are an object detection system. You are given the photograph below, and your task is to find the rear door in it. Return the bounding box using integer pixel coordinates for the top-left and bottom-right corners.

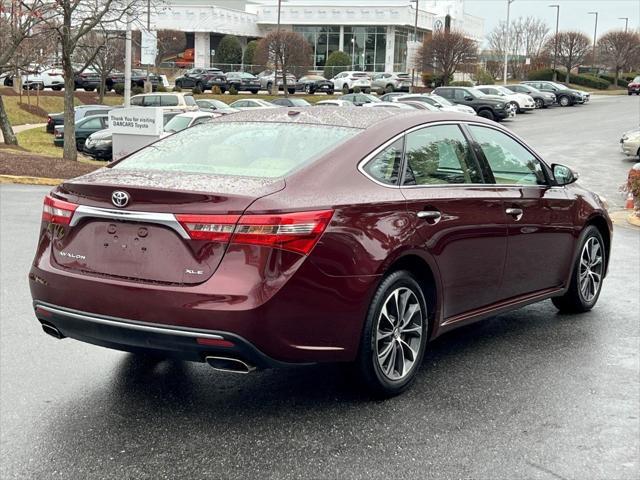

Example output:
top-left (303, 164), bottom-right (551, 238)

top-left (399, 124), bottom-right (507, 319)
top-left (466, 124), bottom-right (575, 299)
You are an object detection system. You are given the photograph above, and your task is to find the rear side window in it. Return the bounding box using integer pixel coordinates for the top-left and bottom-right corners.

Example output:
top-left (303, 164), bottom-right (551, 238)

top-left (131, 96), bottom-right (143, 106)
top-left (402, 125), bottom-right (482, 185)
top-left (363, 139), bottom-right (404, 186)
top-left (468, 125), bottom-right (546, 185)
top-left (113, 122), bottom-right (359, 178)
top-left (161, 95), bottom-right (179, 106)
top-left (184, 95), bottom-right (196, 106)
top-left (143, 96), bottom-right (160, 106)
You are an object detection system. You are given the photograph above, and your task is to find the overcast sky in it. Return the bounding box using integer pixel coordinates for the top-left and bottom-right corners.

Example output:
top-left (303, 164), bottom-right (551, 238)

top-left (464, 0), bottom-right (639, 40)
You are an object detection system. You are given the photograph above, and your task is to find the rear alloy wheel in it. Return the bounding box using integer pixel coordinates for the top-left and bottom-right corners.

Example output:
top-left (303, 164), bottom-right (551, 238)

top-left (304, 84), bottom-right (312, 94)
top-left (342, 84), bottom-right (350, 94)
top-left (356, 270), bottom-right (428, 397)
top-left (559, 95), bottom-right (570, 107)
top-left (477, 109), bottom-right (495, 121)
top-left (552, 226), bottom-right (605, 313)
top-left (385, 84), bottom-right (394, 94)
top-left (534, 98), bottom-right (544, 109)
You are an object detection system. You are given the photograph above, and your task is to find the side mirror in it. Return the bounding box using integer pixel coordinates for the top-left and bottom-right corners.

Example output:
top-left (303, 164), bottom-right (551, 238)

top-left (552, 164), bottom-right (578, 186)
top-left (465, 96), bottom-right (473, 101)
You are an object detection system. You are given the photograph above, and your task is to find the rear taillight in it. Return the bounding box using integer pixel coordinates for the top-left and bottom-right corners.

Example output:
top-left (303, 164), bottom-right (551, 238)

top-left (47, 116), bottom-right (52, 124)
top-left (176, 210), bottom-right (334, 255)
top-left (233, 210), bottom-right (334, 255)
top-left (42, 195), bottom-right (77, 225)
top-left (176, 214), bottom-right (240, 241)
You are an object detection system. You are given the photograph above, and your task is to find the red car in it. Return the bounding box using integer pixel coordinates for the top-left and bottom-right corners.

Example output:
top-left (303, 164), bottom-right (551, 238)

top-left (29, 109), bottom-right (612, 396)
top-left (628, 75), bottom-right (640, 95)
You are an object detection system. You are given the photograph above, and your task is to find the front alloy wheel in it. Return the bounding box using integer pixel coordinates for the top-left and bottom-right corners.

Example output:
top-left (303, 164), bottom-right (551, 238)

top-left (559, 95), bottom-right (570, 107)
top-left (356, 270), bottom-right (428, 397)
top-left (552, 226), bottom-right (605, 313)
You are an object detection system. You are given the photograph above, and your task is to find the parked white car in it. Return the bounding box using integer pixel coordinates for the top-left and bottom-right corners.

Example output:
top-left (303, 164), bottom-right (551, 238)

top-left (130, 92), bottom-right (199, 111)
top-left (228, 99), bottom-right (279, 110)
top-left (620, 129), bottom-right (640, 157)
top-left (331, 71), bottom-right (371, 94)
top-left (362, 101), bottom-right (416, 110)
top-left (162, 112), bottom-right (222, 137)
top-left (476, 85), bottom-right (535, 113)
top-left (314, 99), bottom-right (356, 107)
top-left (21, 66), bottom-right (65, 90)
top-left (393, 94), bottom-right (477, 115)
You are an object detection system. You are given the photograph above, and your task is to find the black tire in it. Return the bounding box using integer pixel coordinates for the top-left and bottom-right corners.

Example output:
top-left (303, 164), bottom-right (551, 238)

top-left (175, 80), bottom-right (182, 89)
top-left (195, 81), bottom-right (203, 91)
top-left (629, 92), bottom-right (633, 96)
top-left (51, 86), bottom-right (62, 91)
top-left (355, 270), bottom-right (428, 398)
top-left (304, 84), bottom-right (312, 94)
top-left (558, 95), bottom-right (570, 107)
top-left (327, 90), bottom-right (334, 95)
top-left (364, 88), bottom-right (371, 94)
top-left (266, 82), bottom-right (273, 92)
top-left (534, 98), bottom-right (544, 109)
top-left (219, 87), bottom-right (226, 94)
top-left (385, 84), bottom-right (394, 94)
top-left (552, 225), bottom-right (606, 313)
top-left (477, 109), bottom-right (495, 121)
top-left (342, 84), bottom-right (350, 94)
top-left (288, 88), bottom-right (295, 95)
top-left (84, 87), bottom-right (94, 92)
top-left (250, 89), bottom-right (258, 94)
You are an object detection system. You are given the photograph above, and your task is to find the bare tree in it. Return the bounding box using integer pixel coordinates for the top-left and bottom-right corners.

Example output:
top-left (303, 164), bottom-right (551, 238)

top-left (598, 30), bottom-right (640, 86)
top-left (42, 0), bottom-right (140, 161)
top-left (0, 0), bottom-right (54, 144)
top-left (487, 16), bottom-right (549, 80)
top-left (416, 30), bottom-right (477, 85)
top-left (254, 30), bottom-right (312, 97)
top-left (545, 31), bottom-right (591, 84)
top-left (154, 29), bottom-right (185, 67)
top-left (78, 29), bottom-right (124, 103)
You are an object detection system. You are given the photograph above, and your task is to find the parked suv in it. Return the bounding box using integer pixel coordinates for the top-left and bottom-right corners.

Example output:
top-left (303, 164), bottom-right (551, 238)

top-left (257, 70), bottom-right (297, 94)
top-left (476, 85), bottom-right (535, 113)
top-left (332, 71), bottom-right (372, 94)
top-left (174, 68), bottom-right (227, 92)
top-left (505, 84), bottom-right (555, 109)
top-left (106, 70), bottom-right (162, 91)
top-left (371, 72), bottom-right (412, 94)
top-left (74, 69), bottom-right (100, 91)
top-left (433, 86), bottom-right (515, 121)
top-left (130, 92), bottom-right (198, 111)
top-left (521, 81), bottom-right (583, 107)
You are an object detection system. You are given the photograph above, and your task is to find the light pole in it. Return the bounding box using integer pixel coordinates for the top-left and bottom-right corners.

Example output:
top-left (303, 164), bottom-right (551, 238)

top-left (502, 0), bottom-right (514, 85)
top-left (588, 12), bottom-right (598, 69)
top-left (549, 4), bottom-right (560, 81)
top-left (351, 37), bottom-right (355, 70)
top-left (618, 17), bottom-right (629, 32)
top-left (410, 0), bottom-right (419, 92)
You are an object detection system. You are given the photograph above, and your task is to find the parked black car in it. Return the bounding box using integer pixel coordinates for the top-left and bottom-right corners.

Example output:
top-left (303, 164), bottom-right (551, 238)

top-left (106, 70), bottom-right (162, 91)
top-left (53, 114), bottom-right (109, 150)
top-left (520, 81), bottom-right (584, 107)
top-left (433, 86), bottom-right (515, 121)
top-left (505, 84), bottom-right (556, 108)
top-left (225, 72), bottom-right (261, 93)
top-left (74, 70), bottom-right (100, 91)
top-left (46, 105), bottom-right (116, 134)
top-left (295, 75), bottom-right (334, 94)
top-left (174, 68), bottom-right (227, 92)
top-left (82, 128), bottom-right (113, 160)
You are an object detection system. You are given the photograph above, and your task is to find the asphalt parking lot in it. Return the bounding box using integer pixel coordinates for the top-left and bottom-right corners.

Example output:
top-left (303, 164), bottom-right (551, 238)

top-left (1, 96), bottom-right (639, 479)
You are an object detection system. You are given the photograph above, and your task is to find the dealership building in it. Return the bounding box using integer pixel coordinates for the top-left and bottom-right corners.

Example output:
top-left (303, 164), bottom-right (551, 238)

top-left (147, 0), bottom-right (484, 72)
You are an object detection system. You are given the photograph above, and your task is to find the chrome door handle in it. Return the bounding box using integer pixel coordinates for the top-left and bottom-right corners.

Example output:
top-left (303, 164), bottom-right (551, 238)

top-left (505, 207), bottom-right (524, 220)
top-left (417, 210), bottom-right (442, 221)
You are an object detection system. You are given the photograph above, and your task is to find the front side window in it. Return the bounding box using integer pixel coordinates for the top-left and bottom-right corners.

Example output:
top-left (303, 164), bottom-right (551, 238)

top-left (80, 117), bottom-right (103, 129)
top-left (403, 125), bottom-right (482, 185)
top-left (131, 96), bottom-right (143, 106)
top-left (161, 95), bottom-right (179, 107)
top-left (363, 139), bottom-right (404, 185)
top-left (468, 125), bottom-right (546, 185)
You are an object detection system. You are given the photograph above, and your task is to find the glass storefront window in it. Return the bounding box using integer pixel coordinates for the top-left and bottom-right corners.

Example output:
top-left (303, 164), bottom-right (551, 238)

top-left (394, 27), bottom-right (409, 72)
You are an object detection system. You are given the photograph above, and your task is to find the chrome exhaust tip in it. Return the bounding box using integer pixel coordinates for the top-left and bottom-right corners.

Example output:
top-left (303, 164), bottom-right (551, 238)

top-left (41, 323), bottom-right (64, 339)
top-left (205, 356), bottom-right (255, 374)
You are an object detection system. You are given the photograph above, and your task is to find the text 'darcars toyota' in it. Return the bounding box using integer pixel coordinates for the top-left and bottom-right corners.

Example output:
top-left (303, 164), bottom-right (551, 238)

top-left (29, 108), bottom-right (612, 397)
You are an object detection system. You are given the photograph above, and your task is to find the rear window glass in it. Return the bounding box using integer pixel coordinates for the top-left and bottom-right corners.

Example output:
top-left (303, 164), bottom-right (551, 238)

top-left (161, 95), bottom-right (179, 106)
top-left (113, 122), bottom-right (359, 178)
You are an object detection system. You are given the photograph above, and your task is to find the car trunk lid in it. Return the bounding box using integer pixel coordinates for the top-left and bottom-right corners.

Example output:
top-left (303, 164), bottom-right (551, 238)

top-left (49, 168), bottom-right (285, 285)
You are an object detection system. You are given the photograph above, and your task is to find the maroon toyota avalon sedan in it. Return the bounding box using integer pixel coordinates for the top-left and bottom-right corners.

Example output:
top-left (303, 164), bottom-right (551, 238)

top-left (29, 108), bottom-right (612, 396)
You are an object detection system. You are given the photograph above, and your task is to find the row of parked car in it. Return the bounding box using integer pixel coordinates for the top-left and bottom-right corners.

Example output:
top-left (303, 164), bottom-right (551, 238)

top-left (46, 78), bottom-right (593, 162)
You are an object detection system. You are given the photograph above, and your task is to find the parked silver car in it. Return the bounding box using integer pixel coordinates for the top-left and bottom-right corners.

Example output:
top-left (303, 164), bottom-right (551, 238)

top-left (371, 72), bottom-right (412, 94)
top-left (257, 70), bottom-right (297, 93)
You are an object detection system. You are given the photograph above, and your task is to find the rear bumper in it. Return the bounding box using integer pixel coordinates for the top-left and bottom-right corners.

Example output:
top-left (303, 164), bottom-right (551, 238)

top-left (33, 302), bottom-right (297, 369)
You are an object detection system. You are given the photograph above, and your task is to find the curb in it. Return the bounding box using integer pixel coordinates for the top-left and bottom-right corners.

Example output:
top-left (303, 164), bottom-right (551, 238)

top-left (0, 174), bottom-right (64, 186)
top-left (610, 209), bottom-right (640, 230)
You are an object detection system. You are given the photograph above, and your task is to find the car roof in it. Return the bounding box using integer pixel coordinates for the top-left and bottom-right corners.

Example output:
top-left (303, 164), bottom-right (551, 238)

top-left (208, 106), bottom-right (480, 130)
top-left (174, 112), bottom-right (216, 119)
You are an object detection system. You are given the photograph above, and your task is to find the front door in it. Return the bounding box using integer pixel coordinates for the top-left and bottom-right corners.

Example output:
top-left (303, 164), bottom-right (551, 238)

top-left (399, 124), bottom-right (508, 319)
top-left (466, 124), bottom-right (576, 299)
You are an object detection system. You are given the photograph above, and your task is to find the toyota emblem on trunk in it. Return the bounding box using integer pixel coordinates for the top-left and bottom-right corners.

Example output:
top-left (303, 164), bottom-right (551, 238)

top-left (111, 190), bottom-right (130, 208)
